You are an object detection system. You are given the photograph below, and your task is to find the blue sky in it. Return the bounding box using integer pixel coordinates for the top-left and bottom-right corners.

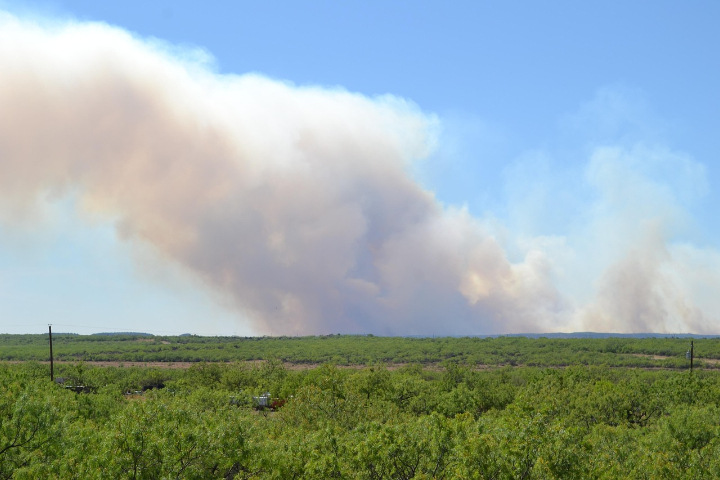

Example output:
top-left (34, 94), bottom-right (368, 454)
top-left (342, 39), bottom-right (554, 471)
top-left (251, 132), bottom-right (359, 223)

top-left (1, 1), bottom-right (719, 335)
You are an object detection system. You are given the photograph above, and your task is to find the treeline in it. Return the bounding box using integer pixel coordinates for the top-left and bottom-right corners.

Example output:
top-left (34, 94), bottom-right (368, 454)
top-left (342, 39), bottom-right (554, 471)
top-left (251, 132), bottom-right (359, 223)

top-left (2, 361), bottom-right (720, 478)
top-left (0, 334), bottom-right (715, 368)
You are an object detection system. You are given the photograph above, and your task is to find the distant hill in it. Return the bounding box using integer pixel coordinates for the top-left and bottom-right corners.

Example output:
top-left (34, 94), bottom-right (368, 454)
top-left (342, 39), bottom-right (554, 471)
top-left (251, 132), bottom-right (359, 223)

top-left (65, 331), bottom-right (720, 339)
top-left (405, 332), bottom-right (720, 339)
top-left (91, 332), bottom-right (154, 337)
top-left (504, 332), bottom-right (720, 339)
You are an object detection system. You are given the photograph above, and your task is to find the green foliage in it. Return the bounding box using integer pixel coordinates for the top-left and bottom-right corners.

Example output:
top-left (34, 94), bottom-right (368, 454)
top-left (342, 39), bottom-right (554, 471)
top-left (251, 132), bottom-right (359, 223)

top-left (2, 333), bottom-right (717, 369)
top-left (0, 380), bottom-right (66, 479)
top-left (3, 336), bottom-right (720, 478)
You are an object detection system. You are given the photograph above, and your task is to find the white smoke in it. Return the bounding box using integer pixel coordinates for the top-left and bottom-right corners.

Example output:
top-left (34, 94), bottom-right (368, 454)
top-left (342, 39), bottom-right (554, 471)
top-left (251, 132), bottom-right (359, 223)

top-left (574, 145), bottom-right (718, 333)
top-left (0, 14), bottom-right (565, 335)
top-left (1, 13), bottom-right (718, 335)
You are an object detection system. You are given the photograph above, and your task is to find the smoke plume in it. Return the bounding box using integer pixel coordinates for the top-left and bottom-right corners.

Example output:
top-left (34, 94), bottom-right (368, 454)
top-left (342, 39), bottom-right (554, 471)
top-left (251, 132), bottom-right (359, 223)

top-left (0, 15), bottom-right (565, 335)
top-left (1, 14), bottom-right (718, 334)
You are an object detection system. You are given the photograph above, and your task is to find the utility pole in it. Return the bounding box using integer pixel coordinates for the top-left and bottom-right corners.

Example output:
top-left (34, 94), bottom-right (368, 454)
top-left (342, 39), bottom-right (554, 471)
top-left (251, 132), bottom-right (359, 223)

top-left (686, 340), bottom-right (694, 373)
top-left (49, 325), bottom-right (54, 382)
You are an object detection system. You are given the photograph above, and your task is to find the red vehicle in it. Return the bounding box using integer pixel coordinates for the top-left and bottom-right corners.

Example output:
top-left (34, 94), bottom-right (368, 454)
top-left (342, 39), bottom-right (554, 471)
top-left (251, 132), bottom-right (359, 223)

top-left (253, 392), bottom-right (286, 411)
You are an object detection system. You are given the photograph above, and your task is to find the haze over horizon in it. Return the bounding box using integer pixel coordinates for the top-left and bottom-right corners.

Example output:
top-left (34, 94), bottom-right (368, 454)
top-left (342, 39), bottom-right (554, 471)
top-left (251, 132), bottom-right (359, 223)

top-left (1, 2), bottom-right (719, 336)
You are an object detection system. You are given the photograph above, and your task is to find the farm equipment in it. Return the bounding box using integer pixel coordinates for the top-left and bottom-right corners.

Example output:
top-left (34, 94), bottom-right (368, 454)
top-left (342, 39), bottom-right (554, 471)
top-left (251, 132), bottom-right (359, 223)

top-left (252, 392), bottom-right (286, 411)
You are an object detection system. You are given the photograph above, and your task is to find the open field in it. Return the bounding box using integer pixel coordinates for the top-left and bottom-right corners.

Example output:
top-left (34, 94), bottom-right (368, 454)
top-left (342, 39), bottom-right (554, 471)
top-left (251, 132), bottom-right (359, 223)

top-left (1, 333), bottom-right (717, 369)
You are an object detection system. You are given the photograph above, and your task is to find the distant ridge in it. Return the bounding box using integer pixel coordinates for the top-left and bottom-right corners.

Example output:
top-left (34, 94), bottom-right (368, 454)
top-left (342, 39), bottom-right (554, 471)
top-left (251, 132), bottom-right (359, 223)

top-left (91, 332), bottom-right (154, 336)
top-left (80, 332), bottom-right (720, 339)
top-left (503, 332), bottom-right (720, 339)
top-left (405, 332), bottom-right (720, 339)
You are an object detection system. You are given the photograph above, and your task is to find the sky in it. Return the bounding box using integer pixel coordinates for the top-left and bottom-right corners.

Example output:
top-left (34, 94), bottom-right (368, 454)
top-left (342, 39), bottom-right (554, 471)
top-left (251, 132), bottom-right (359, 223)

top-left (0, 1), bottom-right (719, 336)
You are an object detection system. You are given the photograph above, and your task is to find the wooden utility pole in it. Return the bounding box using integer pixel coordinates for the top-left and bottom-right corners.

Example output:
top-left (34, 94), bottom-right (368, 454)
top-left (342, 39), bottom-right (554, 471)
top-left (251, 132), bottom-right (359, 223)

top-left (690, 340), bottom-right (694, 373)
top-left (49, 325), bottom-right (54, 382)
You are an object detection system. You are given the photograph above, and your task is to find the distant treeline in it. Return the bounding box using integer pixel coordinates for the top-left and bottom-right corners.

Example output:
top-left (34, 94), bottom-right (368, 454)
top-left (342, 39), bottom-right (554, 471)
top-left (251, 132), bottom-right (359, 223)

top-left (0, 333), bottom-right (715, 368)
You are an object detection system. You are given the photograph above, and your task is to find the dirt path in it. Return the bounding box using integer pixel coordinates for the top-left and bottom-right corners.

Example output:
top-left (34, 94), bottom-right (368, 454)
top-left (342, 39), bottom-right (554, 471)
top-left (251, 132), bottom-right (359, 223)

top-left (4, 360), bottom-right (464, 371)
top-left (629, 354), bottom-right (676, 361)
top-left (629, 353), bottom-right (720, 365)
top-left (7, 356), bottom-right (717, 370)
top-left (5, 360), bottom-right (197, 369)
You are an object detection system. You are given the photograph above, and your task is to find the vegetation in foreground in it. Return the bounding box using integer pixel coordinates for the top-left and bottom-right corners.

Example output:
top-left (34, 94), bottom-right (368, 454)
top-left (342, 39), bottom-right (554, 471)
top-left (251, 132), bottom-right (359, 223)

top-left (2, 359), bottom-right (720, 479)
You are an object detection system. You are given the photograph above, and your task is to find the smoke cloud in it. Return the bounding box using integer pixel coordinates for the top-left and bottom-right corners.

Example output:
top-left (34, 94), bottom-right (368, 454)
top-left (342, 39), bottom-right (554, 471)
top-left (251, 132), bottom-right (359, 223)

top-left (574, 146), bottom-right (718, 334)
top-left (1, 14), bottom-right (718, 334)
top-left (0, 15), bottom-right (564, 335)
